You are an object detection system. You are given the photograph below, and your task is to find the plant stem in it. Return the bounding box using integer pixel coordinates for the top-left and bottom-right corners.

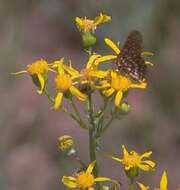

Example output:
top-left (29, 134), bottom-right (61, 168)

top-left (128, 178), bottom-right (135, 190)
top-left (44, 87), bottom-right (54, 103)
top-left (88, 94), bottom-right (101, 190)
top-left (101, 107), bottom-right (118, 134)
top-left (70, 98), bottom-right (87, 129)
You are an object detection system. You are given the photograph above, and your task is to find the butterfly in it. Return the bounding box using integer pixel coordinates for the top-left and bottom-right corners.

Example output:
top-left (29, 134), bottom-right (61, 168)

top-left (116, 30), bottom-right (147, 82)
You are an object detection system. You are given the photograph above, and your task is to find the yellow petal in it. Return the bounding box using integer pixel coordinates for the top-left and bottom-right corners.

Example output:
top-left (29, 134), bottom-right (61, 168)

top-left (95, 177), bottom-right (111, 182)
top-left (11, 70), bottom-right (27, 75)
top-left (103, 88), bottom-right (115, 97)
top-left (137, 182), bottom-right (150, 190)
top-left (138, 164), bottom-right (152, 171)
top-left (75, 17), bottom-right (83, 29)
top-left (88, 187), bottom-right (95, 190)
top-left (96, 55), bottom-right (117, 63)
top-left (37, 74), bottom-right (45, 94)
top-left (54, 92), bottom-right (63, 109)
top-left (94, 13), bottom-right (111, 25)
top-left (86, 161), bottom-right (96, 174)
top-left (70, 86), bottom-right (87, 101)
top-left (130, 82), bottom-right (147, 89)
top-left (86, 54), bottom-right (101, 69)
top-left (100, 80), bottom-right (111, 88)
top-left (160, 171), bottom-right (168, 190)
top-left (104, 38), bottom-right (121, 54)
top-left (122, 145), bottom-right (129, 158)
top-left (140, 151), bottom-right (152, 158)
top-left (52, 58), bottom-right (65, 75)
top-left (63, 64), bottom-right (80, 77)
top-left (62, 176), bottom-right (77, 188)
top-left (111, 156), bottom-right (122, 163)
top-left (115, 91), bottom-right (123, 107)
top-left (88, 70), bottom-right (109, 78)
top-left (141, 160), bottom-right (155, 168)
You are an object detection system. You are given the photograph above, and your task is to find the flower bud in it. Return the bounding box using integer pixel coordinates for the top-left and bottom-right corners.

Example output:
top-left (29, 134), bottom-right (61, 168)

top-left (125, 167), bottom-right (139, 179)
top-left (82, 32), bottom-right (97, 48)
top-left (58, 135), bottom-right (74, 151)
top-left (119, 102), bottom-right (131, 114)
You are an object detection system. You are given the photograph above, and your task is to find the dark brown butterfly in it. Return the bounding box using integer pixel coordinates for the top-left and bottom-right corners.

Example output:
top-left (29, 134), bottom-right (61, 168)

top-left (116, 30), bottom-right (146, 82)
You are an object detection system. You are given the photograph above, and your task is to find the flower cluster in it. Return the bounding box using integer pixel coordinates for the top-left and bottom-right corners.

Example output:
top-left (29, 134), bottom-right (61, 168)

top-left (13, 12), bottom-right (174, 190)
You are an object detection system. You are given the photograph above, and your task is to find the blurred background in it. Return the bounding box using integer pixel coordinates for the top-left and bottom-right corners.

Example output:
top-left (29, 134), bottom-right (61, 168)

top-left (1, 0), bottom-right (180, 189)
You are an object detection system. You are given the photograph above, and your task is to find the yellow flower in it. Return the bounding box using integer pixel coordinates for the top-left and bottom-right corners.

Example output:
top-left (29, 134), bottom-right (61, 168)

top-left (12, 59), bottom-right (53, 94)
top-left (60, 54), bottom-right (113, 91)
top-left (137, 171), bottom-right (168, 190)
top-left (111, 145), bottom-right (155, 172)
top-left (62, 161), bottom-right (117, 190)
top-left (75, 13), bottom-right (111, 32)
top-left (58, 135), bottom-right (74, 151)
top-left (101, 71), bottom-right (147, 107)
top-left (53, 60), bottom-right (87, 109)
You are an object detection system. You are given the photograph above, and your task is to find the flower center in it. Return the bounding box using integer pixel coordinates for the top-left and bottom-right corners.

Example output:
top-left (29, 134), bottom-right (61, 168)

top-left (111, 74), bottom-right (131, 91)
top-left (83, 19), bottom-right (96, 31)
top-left (55, 74), bottom-right (72, 92)
top-left (76, 172), bottom-right (95, 189)
top-left (27, 59), bottom-right (48, 75)
top-left (80, 69), bottom-right (93, 81)
top-left (123, 152), bottom-right (141, 168)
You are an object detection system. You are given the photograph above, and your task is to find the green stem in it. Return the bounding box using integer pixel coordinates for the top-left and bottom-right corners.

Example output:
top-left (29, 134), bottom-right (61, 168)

top-left (128, 178), bottom-right (135, 190)
top-left (70, 98), bottom-right (87, 129)
top-left (101, 107), bottom-right (118, 134)
top-left (44, 87), bottom-right (54, 103)
top-left (87, 94), bottom-right (101, 190)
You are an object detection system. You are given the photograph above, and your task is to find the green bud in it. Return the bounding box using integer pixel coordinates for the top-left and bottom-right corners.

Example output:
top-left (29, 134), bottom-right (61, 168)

top-left (82, 32), bottom-right (97, 48)
top-left (125, 167), bottom-right (139, 179)
top-left (119, 102), bottom-right (131, 114)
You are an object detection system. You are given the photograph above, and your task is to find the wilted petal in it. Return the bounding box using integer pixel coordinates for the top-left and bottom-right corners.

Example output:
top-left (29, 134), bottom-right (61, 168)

top-left (111, 156), bottom-right (122, 163)
top-left (11, 70), bottom-right (27, 75)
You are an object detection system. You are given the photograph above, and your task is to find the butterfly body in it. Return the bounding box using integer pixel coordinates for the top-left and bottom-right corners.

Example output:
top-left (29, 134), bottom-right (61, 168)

top-left (116, 30), bottom-right (146, 82)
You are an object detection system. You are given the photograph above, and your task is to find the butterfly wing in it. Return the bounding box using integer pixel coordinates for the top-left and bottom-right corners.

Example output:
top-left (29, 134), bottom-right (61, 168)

top-left (116, 30), bottom-right (146, 82)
